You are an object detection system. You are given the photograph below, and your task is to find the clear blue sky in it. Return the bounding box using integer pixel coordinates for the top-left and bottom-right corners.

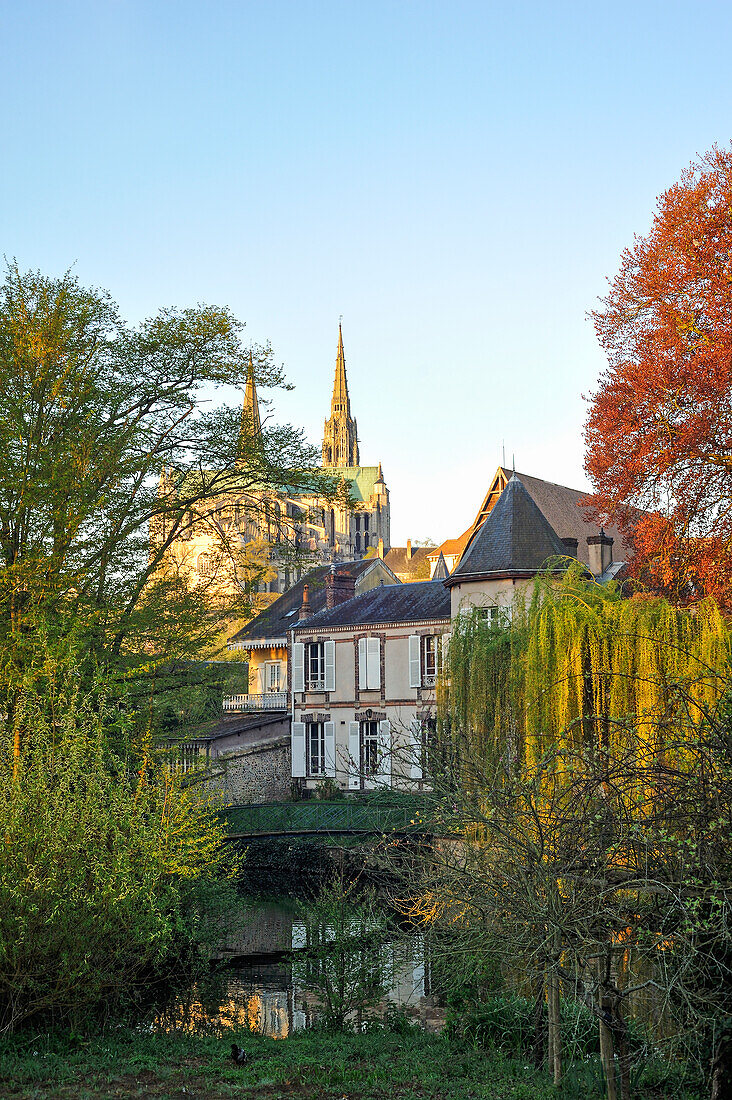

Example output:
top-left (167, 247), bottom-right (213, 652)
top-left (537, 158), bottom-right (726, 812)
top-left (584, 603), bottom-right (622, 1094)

top-left (2, 1), bottom-right (731, 544)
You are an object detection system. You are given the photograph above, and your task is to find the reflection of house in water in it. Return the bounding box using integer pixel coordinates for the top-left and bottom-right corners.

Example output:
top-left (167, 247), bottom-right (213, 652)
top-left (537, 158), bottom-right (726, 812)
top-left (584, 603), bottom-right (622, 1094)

top-left (290, 921), bottom-right (428, 1026)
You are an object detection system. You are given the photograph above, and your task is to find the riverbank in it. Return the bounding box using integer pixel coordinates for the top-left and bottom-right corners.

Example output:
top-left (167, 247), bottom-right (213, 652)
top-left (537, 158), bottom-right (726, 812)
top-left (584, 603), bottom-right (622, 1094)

top-left (0, 1026), bottom-right (695, 1099)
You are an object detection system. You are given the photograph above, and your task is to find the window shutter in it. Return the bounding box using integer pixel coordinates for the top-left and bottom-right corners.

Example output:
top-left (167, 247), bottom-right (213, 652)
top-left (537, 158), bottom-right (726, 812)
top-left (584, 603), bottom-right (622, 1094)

top-left (324, 721), bottom-right (336, 778)
top-left (348, 722), bottom-right (361, 789)
top-left (324, 640), bottom-right (336, 692)
top-left (366, 637), bottom-right (381, 690)
top-left (358, 638), bottom-right (368, 690)
top-left (441, 632), bottom-right (452, 672)
top-left (376, 718), bottom-right (391, 786)
top-left (409, 718), bottom-right (423, 780)
top-left (255, 664), bottom-right (265, 694)
top-left (292, 642), bottom-right (305, 693)
top-left (408, 635), bottom-right (421, 688)
top-left (291, 721), bottom-right (306, 777)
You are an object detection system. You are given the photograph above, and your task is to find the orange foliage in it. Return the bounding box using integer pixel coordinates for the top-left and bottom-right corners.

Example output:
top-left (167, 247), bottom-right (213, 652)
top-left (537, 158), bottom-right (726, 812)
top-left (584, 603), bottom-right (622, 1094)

top-left (585, 145), bottom-right (732, 607)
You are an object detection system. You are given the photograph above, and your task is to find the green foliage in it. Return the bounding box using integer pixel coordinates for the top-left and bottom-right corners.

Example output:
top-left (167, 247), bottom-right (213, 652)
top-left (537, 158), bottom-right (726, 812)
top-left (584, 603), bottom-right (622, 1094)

top-left (294, 877), bottom-right (396, 1030)
top-left (0, 641), bottom-right (233, 1033)
top-left (0, 261), bottom-right (336, 747)
top-left (444, 562), bottom-right (729, 775)
top-left (233, 837), bottom-right (337, 895)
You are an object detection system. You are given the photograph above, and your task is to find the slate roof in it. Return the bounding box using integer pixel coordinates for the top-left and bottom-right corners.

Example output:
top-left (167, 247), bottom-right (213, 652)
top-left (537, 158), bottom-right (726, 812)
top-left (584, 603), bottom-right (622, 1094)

top-left (447, 475), bottom-right (569, 584)
top-left (293, 580), bottom-right (450, 632)
top-left (383, 545), bottom-right (432, 579)
top-left (228, 560), bottom-right (391, 646)
top-left (505, 469), bottom-right (630, 568)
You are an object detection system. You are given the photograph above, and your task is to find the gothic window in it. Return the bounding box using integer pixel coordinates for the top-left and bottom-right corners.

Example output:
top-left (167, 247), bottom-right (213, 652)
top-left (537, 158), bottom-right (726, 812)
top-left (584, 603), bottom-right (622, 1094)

top-left (355, 533), bottom-right (361, 553)
top-left (364, 535), bottom-right (369, 550)
top-left (364, 513), bottom-right (369, 532)
top-left (329, 509), bottom-right (335, 547)
top-left (197, 552), bottom-right (214, 576)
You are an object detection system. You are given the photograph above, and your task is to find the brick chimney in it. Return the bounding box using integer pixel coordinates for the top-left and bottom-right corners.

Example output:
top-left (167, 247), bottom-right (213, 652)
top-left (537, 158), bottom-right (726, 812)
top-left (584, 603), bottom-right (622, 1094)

top-left (325, 566), bottom-right (356, 609)
top-left (299, 583), bottom-right (312, 619)
top-left (587, 528), bottom-right (613, 576)
top-left (377, 537), bottom-right (384, 559)
top-left (406, 538), bottom-right (413, 561)
top-left (561, 537), bottom-right (578, 558)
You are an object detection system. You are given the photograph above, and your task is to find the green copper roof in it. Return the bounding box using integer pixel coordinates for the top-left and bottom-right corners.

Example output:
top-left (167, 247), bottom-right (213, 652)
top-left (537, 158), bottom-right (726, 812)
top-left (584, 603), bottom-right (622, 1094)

top-left (322, 466), bottom-right (381, 503)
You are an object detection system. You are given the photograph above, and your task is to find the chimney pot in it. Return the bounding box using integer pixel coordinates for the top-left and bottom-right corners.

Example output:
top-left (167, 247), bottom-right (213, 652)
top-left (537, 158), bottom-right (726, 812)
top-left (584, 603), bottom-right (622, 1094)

top-left (587, 530), bottom-right (614, 576)
top-left (299, 584), bottom-right (312, 619)
top-left (561, 537), bottom-right (579, 558)
top-left (325, 568), bottom-right (356, 609)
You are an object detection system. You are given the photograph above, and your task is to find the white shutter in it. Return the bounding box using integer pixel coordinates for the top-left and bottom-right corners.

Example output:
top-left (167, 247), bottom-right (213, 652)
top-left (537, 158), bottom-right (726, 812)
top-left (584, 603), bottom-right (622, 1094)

top-left (409, 718), bottom-right (423, 780)
top-left (366, 637), bottom-right (381, 690)
top-left (358, 637), bottom-right (368, 690)
top-left (291, 921), bottom-right (307, 949)
top-left (255, 664), bottom-right (265, 693)
top-left (376, 718), bottom-right (391, 786)
top-left (348, 722), bottom-right (361, 789)
top-left (324, 721), bottom-right (336, 778)
top-left (408, 635), bottom-right (421, 688)
top-left (324, 640), bottom-right (336, 692)
top-left (291, 721), bottom-right (306, 777)
top-left (292, 642), bottom-right (305, 693)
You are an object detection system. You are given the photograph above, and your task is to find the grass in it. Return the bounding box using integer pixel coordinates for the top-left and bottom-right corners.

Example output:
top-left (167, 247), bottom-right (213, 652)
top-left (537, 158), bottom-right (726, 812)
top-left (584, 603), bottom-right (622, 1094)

top-left (0, 1024), bottom-right (604, 1100)
top-left (0, 1023), bottom-right (702, 1100)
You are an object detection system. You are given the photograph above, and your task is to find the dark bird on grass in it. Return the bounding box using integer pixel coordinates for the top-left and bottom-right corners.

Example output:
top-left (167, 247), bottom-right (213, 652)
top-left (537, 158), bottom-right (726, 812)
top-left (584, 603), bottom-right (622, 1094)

top-left (231, 1044), bottom-right (250, 1065)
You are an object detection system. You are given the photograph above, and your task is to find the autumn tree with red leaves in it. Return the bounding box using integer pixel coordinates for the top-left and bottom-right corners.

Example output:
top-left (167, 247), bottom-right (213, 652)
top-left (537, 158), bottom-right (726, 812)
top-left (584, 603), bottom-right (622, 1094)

top-left (585, 146), bottom-right (732, 607)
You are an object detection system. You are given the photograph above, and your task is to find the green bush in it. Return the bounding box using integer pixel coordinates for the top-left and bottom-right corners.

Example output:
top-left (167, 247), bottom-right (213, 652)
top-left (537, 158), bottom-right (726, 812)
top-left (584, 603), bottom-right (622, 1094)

top-left (0, 675), bottom-right (232, 1033)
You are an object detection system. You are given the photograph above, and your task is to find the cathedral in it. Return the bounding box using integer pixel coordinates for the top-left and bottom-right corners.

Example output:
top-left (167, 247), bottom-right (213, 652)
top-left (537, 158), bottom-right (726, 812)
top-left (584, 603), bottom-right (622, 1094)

top-left (153, 325), bottom-right (391, 603)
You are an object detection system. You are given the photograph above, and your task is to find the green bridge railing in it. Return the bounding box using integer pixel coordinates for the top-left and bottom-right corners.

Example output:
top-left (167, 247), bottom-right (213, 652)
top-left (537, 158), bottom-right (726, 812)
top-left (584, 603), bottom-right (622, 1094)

top-left (222, 795), bottom-right (435, 839)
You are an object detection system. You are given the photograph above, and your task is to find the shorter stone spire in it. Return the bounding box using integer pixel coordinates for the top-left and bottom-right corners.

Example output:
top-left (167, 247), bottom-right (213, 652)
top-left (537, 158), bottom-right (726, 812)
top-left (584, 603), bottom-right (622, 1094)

top-left (238, 352), bottom-right (262, 458)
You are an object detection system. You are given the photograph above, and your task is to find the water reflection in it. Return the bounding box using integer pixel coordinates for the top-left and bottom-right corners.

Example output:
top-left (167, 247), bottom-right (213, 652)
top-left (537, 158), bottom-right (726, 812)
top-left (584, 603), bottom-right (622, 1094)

top-left (157, 903), bottom-right (444, 1038)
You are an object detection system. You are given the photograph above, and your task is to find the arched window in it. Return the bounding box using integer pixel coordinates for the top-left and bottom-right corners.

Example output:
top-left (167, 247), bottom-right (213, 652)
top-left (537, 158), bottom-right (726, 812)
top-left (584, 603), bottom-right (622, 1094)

top-left (355, 533), bottom-right (361, 553)
top-left (197, 552), bottom-right (214, 576)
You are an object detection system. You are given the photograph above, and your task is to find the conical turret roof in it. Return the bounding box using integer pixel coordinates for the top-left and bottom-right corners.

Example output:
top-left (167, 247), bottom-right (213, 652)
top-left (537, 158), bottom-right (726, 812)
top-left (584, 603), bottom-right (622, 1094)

top-left (446, 475), bottom-right (568, 585)
top-left (431, 551), bottom-right (449, 580)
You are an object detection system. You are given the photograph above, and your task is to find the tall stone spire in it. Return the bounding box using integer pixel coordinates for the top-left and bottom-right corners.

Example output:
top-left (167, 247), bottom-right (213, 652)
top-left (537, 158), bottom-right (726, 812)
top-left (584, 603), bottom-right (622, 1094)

top-left (322, 323), bottom-right (359, 467)
top-left (238, 351), bottom-right (262, 459)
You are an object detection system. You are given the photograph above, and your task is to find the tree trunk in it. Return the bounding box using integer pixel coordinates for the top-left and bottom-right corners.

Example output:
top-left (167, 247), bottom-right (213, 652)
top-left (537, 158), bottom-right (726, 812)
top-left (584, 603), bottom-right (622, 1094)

top-left (612, 996), bottom-right (632, 1100)
top-left (711, 1026), bottom-right (732, 1100)
top-left (531, 978), bottom-right (546, 1068)
top-left (599, 998), bottom-right (618, 1100)
top-left (547, 967), bottom-right (562, 1086)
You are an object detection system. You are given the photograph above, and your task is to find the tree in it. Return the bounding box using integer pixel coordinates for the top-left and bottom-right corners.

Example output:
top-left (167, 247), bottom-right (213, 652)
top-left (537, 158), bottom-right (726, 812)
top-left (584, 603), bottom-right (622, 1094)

top-left (585, 145), bottom-right (732, 607)
top-left (394, 570), bottom-right (732, 1097)
top-left (0, 262), bottom-right (337, 748)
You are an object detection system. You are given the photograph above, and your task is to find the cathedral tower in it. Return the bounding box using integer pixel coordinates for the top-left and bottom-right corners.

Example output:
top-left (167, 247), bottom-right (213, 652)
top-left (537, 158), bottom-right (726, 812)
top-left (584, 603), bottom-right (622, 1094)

top-left (322, 324), bottom-right (359, 467)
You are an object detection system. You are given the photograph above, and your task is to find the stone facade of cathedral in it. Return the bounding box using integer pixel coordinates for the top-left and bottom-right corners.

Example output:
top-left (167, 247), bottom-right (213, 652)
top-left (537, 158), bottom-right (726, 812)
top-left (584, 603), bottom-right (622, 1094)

top-left (152, 326), bottom-right (391, 603)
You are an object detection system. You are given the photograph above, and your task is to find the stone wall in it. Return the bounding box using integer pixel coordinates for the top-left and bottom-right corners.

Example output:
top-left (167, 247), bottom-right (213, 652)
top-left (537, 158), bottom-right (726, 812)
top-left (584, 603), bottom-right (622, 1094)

top-left (204, 733), bottom-right (292, 804)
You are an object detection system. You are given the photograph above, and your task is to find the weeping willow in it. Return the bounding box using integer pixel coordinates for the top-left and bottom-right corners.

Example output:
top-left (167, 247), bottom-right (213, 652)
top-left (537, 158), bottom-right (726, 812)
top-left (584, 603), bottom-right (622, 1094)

top-left (442, 562), bottom-right (730, 778)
